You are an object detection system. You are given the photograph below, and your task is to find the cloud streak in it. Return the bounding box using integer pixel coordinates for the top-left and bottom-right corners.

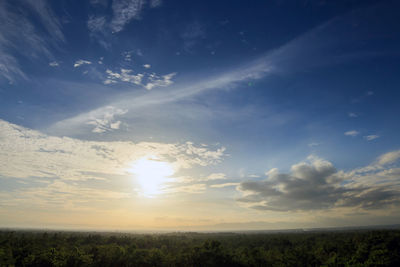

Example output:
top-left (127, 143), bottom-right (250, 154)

top-left (0, 0), bottom-right (64, 82)
top-left (49, 4), bottom-right (396, 136)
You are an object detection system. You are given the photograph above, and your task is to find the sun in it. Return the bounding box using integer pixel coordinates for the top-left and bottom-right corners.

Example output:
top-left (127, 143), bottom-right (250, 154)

top-left (130, 156), bottom-right (174, 197)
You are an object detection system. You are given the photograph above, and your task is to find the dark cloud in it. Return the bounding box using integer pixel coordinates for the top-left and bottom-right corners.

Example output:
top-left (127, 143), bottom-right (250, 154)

top-left (238, 156), bottom-right (400, 212)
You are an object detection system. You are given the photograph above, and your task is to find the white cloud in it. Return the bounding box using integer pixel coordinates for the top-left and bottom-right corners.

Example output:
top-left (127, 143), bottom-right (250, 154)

top-left (0, 119), bottom-right (226, 181)
top-left (48, 55), bottom-right (272, 134)
top-left (74, 59), bottom-right (92, 68)
top-left (49, 61), bottom-right (59, 67)
top-left (143, 64), bottom-right (151, 69)
top-left (87, 106), bottom-right (128, 133)
top-left (210, 183), bottom-right (239, 188)
top-left (122, 51), bottom-right (133, 61)
top-left (103, 68), bottom-right (176, 90)
top-left (104, 68), bottom-right (143, 85)
top-left (205, 173), bottom-right (227, 180)
top-left (344, 130), bottom-right (359, 137)
top-left (364, 135), bottom-right (379, 141)
top-left (144, 72), bottom-right (176, 90)
top-left (377, 150), bottom-right (400, 166)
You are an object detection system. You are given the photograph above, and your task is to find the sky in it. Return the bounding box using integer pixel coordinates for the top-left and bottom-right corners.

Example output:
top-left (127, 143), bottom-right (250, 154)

top-left (1, 0), bottom-right (400, 231)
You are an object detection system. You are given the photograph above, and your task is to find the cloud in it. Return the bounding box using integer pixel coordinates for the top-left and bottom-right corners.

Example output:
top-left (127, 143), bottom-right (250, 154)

top-left (144, 72), bottom-right (176, 90)
top-left (205, 173), bottom-right (227, 180)
top-left (110, 0), bottom-right (146, 33)
top-left (364, 135), bottom-right (379, 141)
top-left (377, 150), bottom-right (400, 165)
top-left (210, 183), bottom-right (239, 188)
top-left (181, 21), bottom-right (206, 53)
top-left (238, 153), bottom-right (400, 212)
top-left (0, 0), bottom-right (64, 82)
top-left (0, 54), bottom-right (27, 82)
top-left (308, 142), bottom-right (321, 147)
top-left (87, 15), bottom-right (107, 33)
top-left (165, 183), bottom-right (206, 194)
top-left (344, 130), bottom-right (359, 137)
top-left (49, 4), bottom-right (395, 135)
top-left (102, 68), bottom-right (176, 90)
top-left (150, 0), bottom-right (162, 8)
top-left (87, 0), bottom-right (162, 48)
top-left (348, 112), bottom-right (358, 118)
top-left (87, 106), bottom-right (127, 133)
top-left (143, 64), bottom-right (151, 69)
top-left (90, 0), bottom-right (108, 6)
top-left (74, 59), bottom-right (92, 68)
top-left (24, 0), bottom-right (64, 42)
top-left (49, 61), bottom-right (59, 67)
top-left (104, 68), bottom-right (143, 85)
top-left (48, 55), bottom-right (271, 134)
top-left (0, 119), bottom-right (226, 181)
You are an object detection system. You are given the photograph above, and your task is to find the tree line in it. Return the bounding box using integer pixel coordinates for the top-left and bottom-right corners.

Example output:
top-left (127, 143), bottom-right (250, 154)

top-left (0, 229), bottom-right (399, 266)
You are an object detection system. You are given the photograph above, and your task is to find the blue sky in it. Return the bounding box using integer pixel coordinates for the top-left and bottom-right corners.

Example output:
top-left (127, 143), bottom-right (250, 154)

top-left (0, 0), bottom-right (400, 230)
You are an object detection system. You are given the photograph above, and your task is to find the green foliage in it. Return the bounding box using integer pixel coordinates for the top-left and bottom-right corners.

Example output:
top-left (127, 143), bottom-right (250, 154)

top-left (0, 230), bottom-right (399, 266)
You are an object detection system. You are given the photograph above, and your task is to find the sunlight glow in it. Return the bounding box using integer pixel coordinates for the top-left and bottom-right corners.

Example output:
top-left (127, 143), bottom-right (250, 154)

top-left (130, 157), bottom-right (174, 197)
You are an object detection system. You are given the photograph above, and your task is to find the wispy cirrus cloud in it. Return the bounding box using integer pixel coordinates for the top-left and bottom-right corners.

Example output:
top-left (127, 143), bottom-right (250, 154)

top-left (111, 0), bottom-right (146, 33)
top-left (0, 0), bottom-right (64, 82)
top-left (181, 21), bottom-right (206, 53)
top-left (87, 0), bottom-right (162, 40)
top-left (150, 0), bottom-right (162, 8)
top-left (49, 4), bottom-right (395, 136)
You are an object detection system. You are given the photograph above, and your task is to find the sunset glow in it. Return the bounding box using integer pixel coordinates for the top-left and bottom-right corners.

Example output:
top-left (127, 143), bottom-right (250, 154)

top-left (130, 157), bottom-right (174, 197)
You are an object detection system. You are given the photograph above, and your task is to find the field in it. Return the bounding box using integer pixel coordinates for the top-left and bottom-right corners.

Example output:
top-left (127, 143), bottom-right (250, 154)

top-left (1, 229), bottom-right (399, 266)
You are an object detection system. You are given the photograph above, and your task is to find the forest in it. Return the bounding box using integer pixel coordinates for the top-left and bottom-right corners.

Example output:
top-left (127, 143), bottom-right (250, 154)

top-left (0, 229), bottom-right (399, 266)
